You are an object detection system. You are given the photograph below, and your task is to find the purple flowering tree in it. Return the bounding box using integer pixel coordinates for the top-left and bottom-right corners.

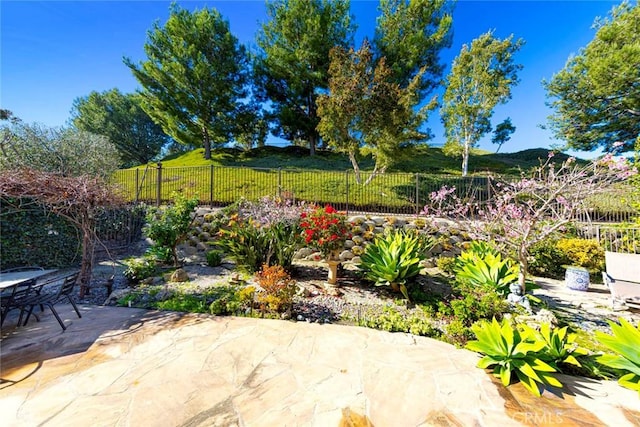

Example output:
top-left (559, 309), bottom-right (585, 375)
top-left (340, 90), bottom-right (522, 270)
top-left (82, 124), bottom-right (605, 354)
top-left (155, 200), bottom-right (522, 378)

top-left (423, 152), bottom-right (636, 292)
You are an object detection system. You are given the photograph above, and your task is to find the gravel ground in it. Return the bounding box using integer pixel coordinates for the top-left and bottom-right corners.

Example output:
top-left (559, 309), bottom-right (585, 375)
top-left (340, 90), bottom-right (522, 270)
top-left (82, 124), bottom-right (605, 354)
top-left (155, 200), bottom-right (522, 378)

top-left (78, 254), bottom-right (639, 334)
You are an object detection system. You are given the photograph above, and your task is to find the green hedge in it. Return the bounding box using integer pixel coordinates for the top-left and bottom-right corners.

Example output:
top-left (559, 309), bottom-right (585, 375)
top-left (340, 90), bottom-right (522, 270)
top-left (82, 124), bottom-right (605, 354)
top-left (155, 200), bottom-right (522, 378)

top-left (1, 199), bottom-right (81, 269)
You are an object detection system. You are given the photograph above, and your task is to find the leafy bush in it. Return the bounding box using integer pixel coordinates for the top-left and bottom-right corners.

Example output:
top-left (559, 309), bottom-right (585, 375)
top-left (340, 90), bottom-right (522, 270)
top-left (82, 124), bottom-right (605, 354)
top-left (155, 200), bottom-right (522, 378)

top-left (0, 198), bottom-right (80, 269)
top-left (123, 257), bottom-right (157, 283)
top-left (254, 264), bottom-right (296, 314)
top-left (206, 250), bottom-right (223, 267)
top-left (439, 281), bottom-right (510, 327)
top-left (458, 240), bottom-right (500, 259)
top-left (218, 220), bottom-right (302, 273)
top-left (299, 204), bottom-right (351, 259)
top-left (357, 306), bottom-right (438, 337)
top-left (555, 238), bottom-right (604, 272)
top-left (528, 238), bottom-right (566, 279)
top-left (466, 318), bottom-right (562, 397)
top-left (436, 256), bottom-right (457, 275)
top-left (530, 323), bottom-right (588, 372)
top-left (443, 319), bottom-right (474, 345)
top-left (595, 318), bottom-right (640, 396)
top-left (359, 230), bottom-right (432, 299)
top-left (207, 285), bottom-right (252, 316)
top-left (145, 245), bottom-right (173, 264)
top-left (144, 192), bottom-right (199, 266)
top-left (217, 197), bottom-right (304, 273)
top-left (157, 292), bottom-right (210, 313)
top-left (454, 242), bottom-right (518, 296)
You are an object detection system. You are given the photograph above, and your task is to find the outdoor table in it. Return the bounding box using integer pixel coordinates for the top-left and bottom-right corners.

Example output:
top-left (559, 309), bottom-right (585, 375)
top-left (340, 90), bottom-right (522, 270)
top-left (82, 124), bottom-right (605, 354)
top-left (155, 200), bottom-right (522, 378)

top-left (0, 269), bottom-right (58, 290)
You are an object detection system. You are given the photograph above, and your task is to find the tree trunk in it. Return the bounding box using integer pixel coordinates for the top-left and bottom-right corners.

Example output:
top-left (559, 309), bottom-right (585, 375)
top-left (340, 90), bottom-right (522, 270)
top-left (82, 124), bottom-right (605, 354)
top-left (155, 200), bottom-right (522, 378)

top-left (348, 151), bottom-right (362, 184)
top-left (462, 140), bottom-right (470, 177)
top-left (517, 247), bottom-right (528, 294)
top-left (203, 126), bottom-right (211, 160)
top-left (78, 220), bottom-right (95, 298)
top-left (309, 134), bottom-right (316, 157)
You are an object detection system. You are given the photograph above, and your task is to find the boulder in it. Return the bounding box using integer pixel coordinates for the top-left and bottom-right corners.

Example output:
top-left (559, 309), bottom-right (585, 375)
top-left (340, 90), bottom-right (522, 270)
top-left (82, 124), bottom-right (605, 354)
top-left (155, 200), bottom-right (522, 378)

top-left (294, 247), bottom-right (314, 260)
top-left (339, 250), bottom-right (354, 261)
top-left (170, 268), bottom-right (189, 282)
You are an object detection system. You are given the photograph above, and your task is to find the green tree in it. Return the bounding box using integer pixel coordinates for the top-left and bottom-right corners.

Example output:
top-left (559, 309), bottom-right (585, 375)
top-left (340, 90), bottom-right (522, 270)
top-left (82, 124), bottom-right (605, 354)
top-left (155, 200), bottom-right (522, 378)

top-left (544, 2), bottom-right (640, 153)
top-left (317, 41), bottom-right (427, 184)
top-left (254, 0), bottom-right (355, 156)
top-left (491, 117), bottom-right (516, 153)
top-left (0, 109), bottom-right (20, 124)
top-left (0, 122), bottom-right (120, 179)
top-left (373, 0), bottom-right (454, 96)
top-left (144, 192), bottom-right (199, 267)
top-left (124, 4), bottom-right (249, 160)
top-left (232, 102), bottom-right (268, 151)
top-left (441, 31), bottom-right (524, 176)
top-left (70, 89), bottom-right (169, 167)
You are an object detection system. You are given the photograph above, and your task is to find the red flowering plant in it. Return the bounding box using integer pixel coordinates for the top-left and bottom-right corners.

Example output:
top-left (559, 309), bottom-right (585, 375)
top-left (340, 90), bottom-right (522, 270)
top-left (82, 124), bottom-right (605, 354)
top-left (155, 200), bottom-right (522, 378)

top-left (300, 205), bottom-right (351, 260)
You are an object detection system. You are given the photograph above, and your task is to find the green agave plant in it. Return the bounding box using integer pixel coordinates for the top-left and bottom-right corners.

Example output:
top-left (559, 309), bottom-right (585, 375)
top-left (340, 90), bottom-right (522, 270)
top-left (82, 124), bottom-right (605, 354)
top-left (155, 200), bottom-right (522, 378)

top-left (466, 318), bottom-right (562, 397)
top-left (359, 230), bottom-right (430, 300)
top-left (595, 318), bottom-right (640, 397)
top-left (454, 242), bottom-right (518, 296)
top-left (527, 323), bottom-right (588, 371)
top-left (459, 240), bottom-right (501, 260)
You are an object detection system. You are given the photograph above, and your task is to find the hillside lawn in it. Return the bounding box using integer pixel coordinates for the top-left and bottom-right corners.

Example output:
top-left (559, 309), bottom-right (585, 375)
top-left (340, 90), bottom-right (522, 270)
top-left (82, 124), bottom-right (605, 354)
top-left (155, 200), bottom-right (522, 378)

top-left (111, 145), bottom-right (636, 219)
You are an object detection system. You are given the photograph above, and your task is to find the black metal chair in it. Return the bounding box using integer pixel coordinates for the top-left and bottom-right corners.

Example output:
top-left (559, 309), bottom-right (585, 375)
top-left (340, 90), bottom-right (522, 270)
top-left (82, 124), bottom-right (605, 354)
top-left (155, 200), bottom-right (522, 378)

top-left (1, 266), bottom-right (49, 323)
top-left (23, 273), bottom-right (82, 331)
top-left (0, 279), bottom-right (40, 327)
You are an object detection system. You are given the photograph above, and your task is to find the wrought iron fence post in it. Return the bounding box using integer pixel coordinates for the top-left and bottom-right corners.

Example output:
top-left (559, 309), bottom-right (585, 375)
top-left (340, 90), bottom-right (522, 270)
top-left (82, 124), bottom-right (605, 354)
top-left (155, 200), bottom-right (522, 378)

top-left (345, 169), bottom-right (350, 216)
top-left (415, 173), bottom-right (420, 217)
top-left (156, 162), bottom-right (162, 207)
top-left (134, 168), bottom-right (139, 203)
top-left (210, 164), bottom-right (215, 206)
top-left (278, 167), bottom-right (282, 198)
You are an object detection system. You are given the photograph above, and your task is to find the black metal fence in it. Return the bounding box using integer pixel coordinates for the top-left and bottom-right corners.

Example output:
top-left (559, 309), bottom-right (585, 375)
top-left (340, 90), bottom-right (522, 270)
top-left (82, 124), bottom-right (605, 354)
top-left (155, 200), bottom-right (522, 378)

top-left (111, 164), bottom-right (637, 222)
top-left (94, 205), bottom-right (146, 254)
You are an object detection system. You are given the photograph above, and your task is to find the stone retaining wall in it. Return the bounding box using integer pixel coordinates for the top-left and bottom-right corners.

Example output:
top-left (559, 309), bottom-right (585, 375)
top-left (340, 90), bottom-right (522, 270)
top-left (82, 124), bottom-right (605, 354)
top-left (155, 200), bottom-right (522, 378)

top-left (178, 208), bottom-right (471, 264)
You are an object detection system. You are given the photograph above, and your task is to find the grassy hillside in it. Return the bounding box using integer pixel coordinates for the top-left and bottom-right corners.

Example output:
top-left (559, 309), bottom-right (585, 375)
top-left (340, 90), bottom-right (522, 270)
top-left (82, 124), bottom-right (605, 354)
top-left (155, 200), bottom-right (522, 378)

top-left (130, 145), bottom-right (577, 176)
top-left (113, 145), bottom-right (636, 221)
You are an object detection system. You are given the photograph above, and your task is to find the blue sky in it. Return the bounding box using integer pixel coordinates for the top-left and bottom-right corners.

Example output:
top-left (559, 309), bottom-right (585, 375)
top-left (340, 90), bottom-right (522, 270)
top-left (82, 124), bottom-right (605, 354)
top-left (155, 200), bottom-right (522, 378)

top-left (1, 0), bottom-right (621, 156)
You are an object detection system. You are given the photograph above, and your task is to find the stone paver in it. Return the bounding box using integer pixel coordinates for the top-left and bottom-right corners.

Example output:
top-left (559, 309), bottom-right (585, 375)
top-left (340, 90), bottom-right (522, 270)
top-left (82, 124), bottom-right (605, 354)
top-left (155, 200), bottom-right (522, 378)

top-left (1, 305), bottom-right (639, 426)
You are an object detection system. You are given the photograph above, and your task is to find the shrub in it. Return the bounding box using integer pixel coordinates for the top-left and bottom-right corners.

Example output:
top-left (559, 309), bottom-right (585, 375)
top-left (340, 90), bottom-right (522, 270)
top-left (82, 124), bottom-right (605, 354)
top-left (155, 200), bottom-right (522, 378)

top-left (145, 245), bottom-right (173, 264)
top-left (454, 241), bottom-right (519, 296)
top-left (528, 238), bottom-right (567, 279)
top-left (595, 318), bottom-right (640, 397)
top-left (439, 281), bottom-right (509, 327)
top-left (357, 306), bottom-right (438, 337)
top-left (555, 238), bottom-right (604, 272)
top-left (144, 192), bottom-right (199, 266)
top-left (123, 257), bottom-right (157, 283)
top-left (0, 198), bottom-right (80, 268)
top-left (254, 264), bottom-right (296, 314)
top-left (299, 205), bottom-right (351, 259)
top-left (529, 323), bottom-right (588, 373)
top-left (466, 318), bottom-right (562, 397)
top-left (436, 256), bottom-right (457, 275)
top-left (206, 250), bottom-right (223, 267)
top-left (359, 229), bottom-right (433, 300)
top-left (443, 319), bottom-right (474, 346)
top-left (217, 197), bottom-right (304, 272)
top-left (157, 292), bottom-right (210, 313)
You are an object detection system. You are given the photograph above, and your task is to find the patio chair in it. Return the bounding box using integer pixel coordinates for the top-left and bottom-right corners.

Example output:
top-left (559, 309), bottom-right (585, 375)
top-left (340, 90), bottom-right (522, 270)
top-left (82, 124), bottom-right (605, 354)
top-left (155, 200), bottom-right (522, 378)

top-left (22, 272), bottom-right (82, 331)
top-left (0, 279), bottom-right (40, 327)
